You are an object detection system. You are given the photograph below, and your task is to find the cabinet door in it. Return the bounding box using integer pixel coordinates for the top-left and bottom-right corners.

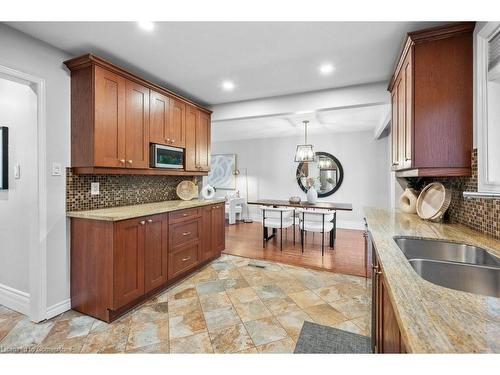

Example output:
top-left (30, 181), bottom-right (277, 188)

top-left (403, 51), bottom-right (413, 169)
top-left (169, 98), bottom-right (186, 148)
top-left (374, 266), bottom-right (404, 353)
top-left (397, 71), bottom-right (407, 170)
top-left (144, 214), bottom-right (168, 293)
top-left (114, 218), bottom-right (145, 309)
top-left (390, 88), bottom-right (399, 169)
top-left (200, 206), bottom-right (213, 262)
top-left (196, 111), bottom-right (211, 171)
top-left (149, 91), bottom-right (170, 145)
top-left (94, 66), bottom-right (126, 167)
top-left (184, 105), bottom-right (198, 172)
top-left (125, 81), bottom-right (150, 168)
top-left (381, 274), bottom-right (402, 353)
top-left (211, 204), bottom-right (225, 256)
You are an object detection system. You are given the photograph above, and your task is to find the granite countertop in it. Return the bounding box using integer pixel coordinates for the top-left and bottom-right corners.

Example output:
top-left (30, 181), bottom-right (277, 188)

top-left (364, 207), bottom-right (500, 353)
top-left (67, 199), bottom-right (226, 221)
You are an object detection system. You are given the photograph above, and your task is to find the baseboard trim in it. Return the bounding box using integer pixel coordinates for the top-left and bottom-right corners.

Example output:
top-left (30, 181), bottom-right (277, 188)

top-left (0, 283), bottom-right (30, 315)
top-left (46, 298), bottom-right (71, 319)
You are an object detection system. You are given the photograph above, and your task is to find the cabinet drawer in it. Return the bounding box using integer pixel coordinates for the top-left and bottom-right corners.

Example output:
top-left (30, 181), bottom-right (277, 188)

top-left (169, 219), bottom-right (201, 249)
top-left (169, 242), bottom-right (200, 279)
top-left (169, 208), bottom-right (201, 223)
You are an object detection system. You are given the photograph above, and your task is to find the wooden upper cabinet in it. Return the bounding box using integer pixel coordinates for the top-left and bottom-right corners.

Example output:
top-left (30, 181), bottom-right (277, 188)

top-left (169, 98), bottom-right (186, 148)
top-left (149, 91), bottom-right (170, 145)
top-left (185, 105), bottom-right (198, 171)
top-left (397, 72), bottom-right (406, 168)
top-left (125, 81), bottom-right (150, 168)
top-left (94, 66), bottom-right (126, 167)
top-left (391, 89), bottom-right (399, 168)
top-left (388, 22), bottom-right (474, 177)
top-left (197, 111), bottom-right (211, 171)
top-left (64, 54), bottom-right (212, 174)
top-left (185, 105), bottom-right (212, 172)
top-left (403, 52), bottom-right (413, 169)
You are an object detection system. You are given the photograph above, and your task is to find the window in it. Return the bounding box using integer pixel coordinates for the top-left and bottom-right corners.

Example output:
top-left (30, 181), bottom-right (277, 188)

top-left (477, 22), bottom-right (500, 193)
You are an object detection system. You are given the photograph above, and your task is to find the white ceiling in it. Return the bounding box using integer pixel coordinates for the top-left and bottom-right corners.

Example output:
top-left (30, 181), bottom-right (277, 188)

top-left (212, 104), bottom-right (390, 142)
top-left (6, 21), bottom-right (442, 105)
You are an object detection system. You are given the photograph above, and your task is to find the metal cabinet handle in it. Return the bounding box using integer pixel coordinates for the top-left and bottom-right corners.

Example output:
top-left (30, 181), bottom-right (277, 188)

top-left (182, 231), bottom-right (191, 236)
top-left (139, 220), bottom-right (146, 225)
top-left (128, 160), bottom-right (133, 164)
top-left (147, 219), bottom-right (153, 223)
top-left (372, 265), bottom-right (382, 275)
top-left (182, 213), bottom-right (188, 217)
top-left (171, 139), bottom-right (175, 143)
top-left (182, 257), bottom-right (191, 262)
top-left (166, 138), bottom-right (170, 142)
top-left (119, 159), bottom-right (125, 164)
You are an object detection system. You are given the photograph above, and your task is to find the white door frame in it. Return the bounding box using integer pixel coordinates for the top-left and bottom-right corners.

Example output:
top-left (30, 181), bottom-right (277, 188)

top-left (0, 64), bottom-right (47, 323)
top-left (476, 22), bottom-right (500, 193)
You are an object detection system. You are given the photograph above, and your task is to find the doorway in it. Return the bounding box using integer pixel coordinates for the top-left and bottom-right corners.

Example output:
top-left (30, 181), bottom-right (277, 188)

top-left (0, 65), bottom-right (47, 322)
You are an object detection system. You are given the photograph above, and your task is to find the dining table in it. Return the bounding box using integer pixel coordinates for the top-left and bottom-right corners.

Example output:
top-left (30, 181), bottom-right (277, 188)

top-left (247, 199), bottom-right (353, 248)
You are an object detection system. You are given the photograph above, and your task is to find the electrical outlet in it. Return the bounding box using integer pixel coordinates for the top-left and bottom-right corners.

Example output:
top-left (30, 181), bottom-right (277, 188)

top-left (90, 182), bottom-right (100, 195)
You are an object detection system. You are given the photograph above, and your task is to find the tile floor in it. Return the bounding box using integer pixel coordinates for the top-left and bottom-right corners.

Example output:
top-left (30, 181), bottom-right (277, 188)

top-left (0, 254), bottom-right (371, 354)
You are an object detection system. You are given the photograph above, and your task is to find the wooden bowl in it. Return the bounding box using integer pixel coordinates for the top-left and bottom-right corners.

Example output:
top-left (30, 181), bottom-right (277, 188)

top-left (176, 180), bottom-right (198, 201)
top-left (416, 182), bottom-right (451, 221)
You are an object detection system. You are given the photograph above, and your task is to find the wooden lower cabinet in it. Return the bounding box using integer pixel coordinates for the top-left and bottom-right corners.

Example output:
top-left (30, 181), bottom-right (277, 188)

top-left (70, 204), bottom-right (224, 322)
top-left (373, 249), bottom-right (407, 353)
top-left (113, 218), bottom-right (146, 309)
top-left (144, 214), bottom-right (169, 293)
top-left (168, 241), bottom-right (201, 279)
top-left (201, 204), bottom-right (225, 262)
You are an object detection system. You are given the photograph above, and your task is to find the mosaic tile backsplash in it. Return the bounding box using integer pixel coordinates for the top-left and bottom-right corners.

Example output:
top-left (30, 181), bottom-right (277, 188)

top-left (407, 149), bottom-right (500, 240)
top-left (66, 168), bottom-right (201, 212)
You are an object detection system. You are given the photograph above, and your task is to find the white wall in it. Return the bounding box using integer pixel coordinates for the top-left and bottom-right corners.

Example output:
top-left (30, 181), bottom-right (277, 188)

top-left (0, 24), bottom-right (70, 314)
top-left (212, 131), bottom-right (390, 229)
top-left (0, 78), bottom-right (37, 299)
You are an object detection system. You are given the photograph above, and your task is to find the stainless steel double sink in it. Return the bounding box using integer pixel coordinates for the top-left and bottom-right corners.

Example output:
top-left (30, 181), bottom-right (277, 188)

top-left (394, 237), bottom-right (500, 298)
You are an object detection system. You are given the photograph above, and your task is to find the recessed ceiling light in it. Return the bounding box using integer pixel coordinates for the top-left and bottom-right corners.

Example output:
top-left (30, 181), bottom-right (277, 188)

top-left (137, 21), bottom-right (155, 32)
top-left (221, 80), bottom-right (235, 91)
top-left (319, 63), bottom-right (334, 75)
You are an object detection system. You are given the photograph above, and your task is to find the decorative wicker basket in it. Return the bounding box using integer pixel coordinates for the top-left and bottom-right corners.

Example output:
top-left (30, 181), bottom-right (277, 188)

top-left (176, 180), bottom-right (198, 201)
top-left (416, 182), bottom-right (451, 222)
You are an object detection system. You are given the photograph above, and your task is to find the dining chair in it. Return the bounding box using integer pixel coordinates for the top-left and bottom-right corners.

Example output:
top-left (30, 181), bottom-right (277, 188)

top-left (297, 208), bottom-right (335, 256)
top-left (259, 206), bottom-right (296, 251)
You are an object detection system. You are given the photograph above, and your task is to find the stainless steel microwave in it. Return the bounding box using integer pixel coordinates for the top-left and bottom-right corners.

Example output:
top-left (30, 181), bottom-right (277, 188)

top-left (150, 144), bottom-right (184, 169)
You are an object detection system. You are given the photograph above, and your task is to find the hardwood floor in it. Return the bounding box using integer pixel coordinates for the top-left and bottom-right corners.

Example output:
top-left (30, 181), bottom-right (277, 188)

top-left (224, 221), bottom-right (369, 277)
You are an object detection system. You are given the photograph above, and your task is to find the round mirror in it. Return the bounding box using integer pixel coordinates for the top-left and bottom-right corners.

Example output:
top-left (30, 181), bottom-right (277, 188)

top-left (296, 152), bottom-right (344, 197)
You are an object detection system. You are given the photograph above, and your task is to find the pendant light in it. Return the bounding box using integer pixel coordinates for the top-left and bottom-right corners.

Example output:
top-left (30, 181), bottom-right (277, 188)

top-left (294, 120), bottom-right (315, 162)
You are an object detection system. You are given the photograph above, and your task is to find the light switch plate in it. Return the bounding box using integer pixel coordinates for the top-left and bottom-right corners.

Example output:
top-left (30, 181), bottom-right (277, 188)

top-left (14, 163), bottom-right (20, 179)
top-left (51, 162), bottom-right (62, 176)
top-left (90, 182), bottom-right (100, 195)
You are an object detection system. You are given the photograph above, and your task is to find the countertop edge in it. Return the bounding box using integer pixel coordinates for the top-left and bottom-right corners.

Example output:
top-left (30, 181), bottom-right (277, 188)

top-left (66, 199), bottom-right (226, 221)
